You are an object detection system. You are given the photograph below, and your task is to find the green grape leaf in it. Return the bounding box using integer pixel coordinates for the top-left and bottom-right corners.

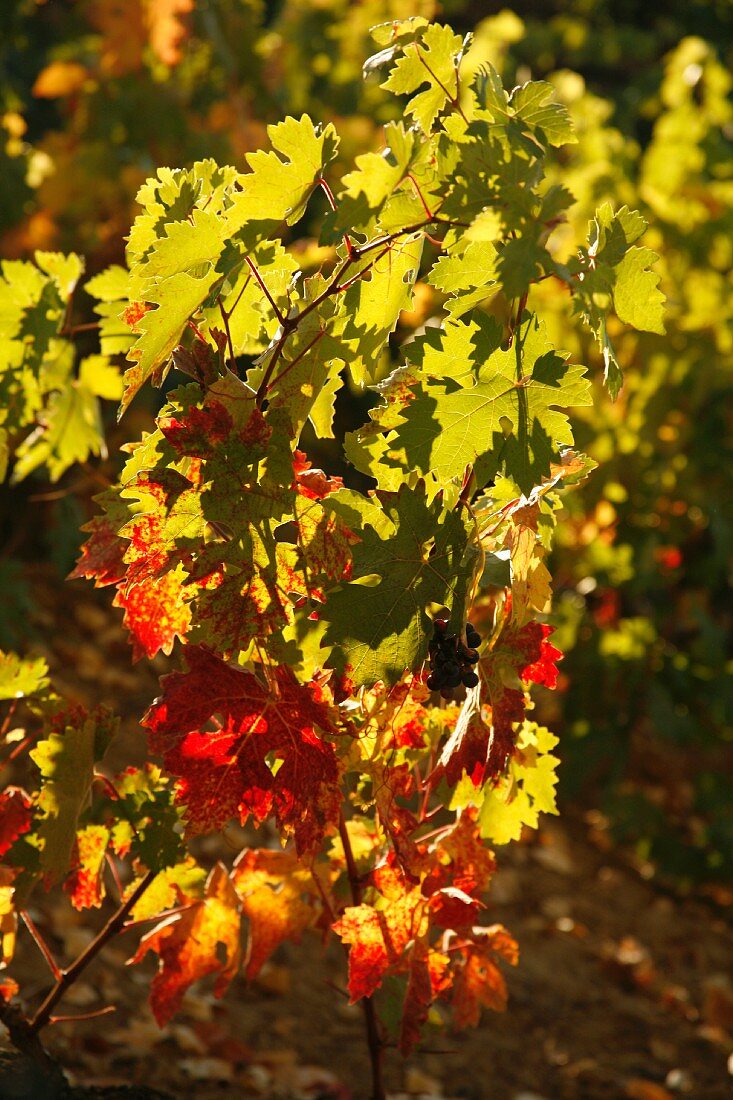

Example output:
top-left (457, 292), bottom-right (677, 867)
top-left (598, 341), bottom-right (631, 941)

top-left (247, 282), bottom-right (346, 436)
top-left (336, 122), bottom-right (424, 229)
top-left (30, 708), bottom-right (117, 885)
top-left (121, 267), bottom-right (220, 415)
top-left (233, 115), bottom-right (339, 227)
top-left (382, 24), bottom-right (465, 133)
top-left (574, 204), bottom-right (665, 397)
top-left (35, 251), bottom-right (84, 297)
top-left (336, 233), bottom-right (424, 385)
top-left (12, 354), bottom-right (120, 482)
top-left (511, 81), bottom-right (577, 147)
top-left (0, 651), bottom-right (49, 701)
top-left (476, 723), bottom-right (560, 844)
top-left (373, 313), bottom-right (591, 494)
top-left (428, 240), bottom-right (498, 317)
top-left (322, 483), bottom-right (474, 687)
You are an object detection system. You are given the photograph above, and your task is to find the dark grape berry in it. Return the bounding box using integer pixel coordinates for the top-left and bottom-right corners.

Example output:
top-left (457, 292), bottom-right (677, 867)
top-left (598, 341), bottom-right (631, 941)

top-left (426, 615), bottom-right (483, 699)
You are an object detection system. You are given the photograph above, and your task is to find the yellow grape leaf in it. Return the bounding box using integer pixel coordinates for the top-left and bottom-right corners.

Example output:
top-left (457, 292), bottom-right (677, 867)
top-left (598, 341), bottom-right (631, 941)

top-left (477, 723), bottom-right (560, 844)
top-left (451, 723), bottom-right (560, 845)
top-left (127, 858), bottom-right (206, 922)
top-left (0, 867), bottom-right (18, 968)
top-left (129, 862), bottom-right (242, 1026)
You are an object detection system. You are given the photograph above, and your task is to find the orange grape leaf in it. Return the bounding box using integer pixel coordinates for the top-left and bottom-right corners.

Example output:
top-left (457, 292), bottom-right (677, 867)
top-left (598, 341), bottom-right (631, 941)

top-left (114, 569), bottom-right (191, 661)
top-left (88, 0), bottom-right (146, 75)
top-left (143, 646), bottom-right (342, 855)
top-left (231, 848), bottom-right (323, 980)
top-left (64, 824), bottom-right (110, 910)
top-left (427, 810), bottom-right (496, 898)
top-left (449, 925), bottom-right (519, 1028)
top-left (129, 862), bottom-right (242, 1026)
top-left (333, 873), bottom-right (428, 1002)
top-left (0, 787), bottom-right (33, 859)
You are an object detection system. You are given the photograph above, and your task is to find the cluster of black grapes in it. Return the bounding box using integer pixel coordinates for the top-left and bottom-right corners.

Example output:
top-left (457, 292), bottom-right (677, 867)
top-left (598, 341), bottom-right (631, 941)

top-left (425, 618), bottom-right (482, 699)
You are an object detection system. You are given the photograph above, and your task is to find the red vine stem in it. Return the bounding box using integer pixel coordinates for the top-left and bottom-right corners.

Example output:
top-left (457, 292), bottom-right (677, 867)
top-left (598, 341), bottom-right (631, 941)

top-left (253, 215), bottom-right (460, 407)
top-left (28, 868), bottom-right (156, 1036)
top-left (20, 911), bottom-right (61, 980)
top-left (245, 256), bottom-right (286, 327)
top-left (217, 296), bottom-right (238, 371)
top-left (338, 811), bottom-right (386, 1100)
top-left (49, 1005), bottom-right (116, 1026)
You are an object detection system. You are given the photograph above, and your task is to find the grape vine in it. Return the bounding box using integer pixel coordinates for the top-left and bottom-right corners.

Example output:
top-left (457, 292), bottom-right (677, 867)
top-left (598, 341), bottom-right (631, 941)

top-left (0, 16), bottom-right (664, 1098)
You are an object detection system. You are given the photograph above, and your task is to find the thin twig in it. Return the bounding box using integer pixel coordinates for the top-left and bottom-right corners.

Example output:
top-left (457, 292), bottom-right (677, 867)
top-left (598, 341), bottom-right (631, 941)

top-left (0, 699), bottom-right (19, 740)
top-left (217, 297), bottom-right (238, 372)
top-left (268, 329), bottom-right (327, 393)
top-left (104, 853), bottom-right (124, 902)
top-left (49, 1004), bottom-right (116, 1026)
top-left (405, 173), bottom-right (434, 220)
top-left (21, 912), bottom-right (61, 980)
top-left (29, 869), bottom-right (156, 1036)
top-left (58, 320), bottom-right (101, 338)
top-left (245, 257), bottom-right (286, 327)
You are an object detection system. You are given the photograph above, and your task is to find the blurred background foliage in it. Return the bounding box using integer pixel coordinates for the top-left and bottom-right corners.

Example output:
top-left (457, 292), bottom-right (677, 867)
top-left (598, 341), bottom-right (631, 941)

top-left (1, 0), bottom-right (731, 886)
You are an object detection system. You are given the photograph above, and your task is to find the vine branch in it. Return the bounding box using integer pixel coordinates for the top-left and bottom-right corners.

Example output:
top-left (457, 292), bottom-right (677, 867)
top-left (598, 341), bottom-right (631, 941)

top-left (28, 869), bottom-right (156, 1036)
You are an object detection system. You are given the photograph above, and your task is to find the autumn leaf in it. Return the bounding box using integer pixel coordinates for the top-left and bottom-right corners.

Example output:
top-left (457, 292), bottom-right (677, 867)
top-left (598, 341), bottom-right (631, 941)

top-left (143, 646), bottom-right (342, 855)
top-left (129, 862), bottom-right (242, 1026)
top-left (449, 925), bottom-right (519, 1028)
top-left (145, 0), bottom-right (194, 67)
top-left (64, 824), bottom-right (110, 910)
top-left (0, 977), bottom-right (19, 1003)
top-left (32, 61), bottom-right (89, 98)
top-left (399, 942), bottom-right (450, 1055)
top-left (113, 567), bottom-right (192, 661)
top-left (333, 877), bottom-right (427, 1002)
top-left (30, 707), bottom-right (117, 886)
top-left (0, 867), bottom-right (18, 968)
top-left (438, 617), bottom-right (562, 786)
top-left (0, 788), bottom-right (33, 859)
top-left (231, 848), bottom-right (323, 980)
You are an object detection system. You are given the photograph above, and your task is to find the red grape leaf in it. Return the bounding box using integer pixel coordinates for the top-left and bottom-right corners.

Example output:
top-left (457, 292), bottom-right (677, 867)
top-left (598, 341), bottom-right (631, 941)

top-left (438, 617), bottom-right (562, 786)
top-left (129, 862), bottom-right (242, 1027)
top-left (0, 976), bottom-right (18, 1003)
top-left (0, 787), bottom-right (33, 859)
top-left (399, 942), bottom-right (451, 1055)
top-left (143, 646), bottom-right (342, 854)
